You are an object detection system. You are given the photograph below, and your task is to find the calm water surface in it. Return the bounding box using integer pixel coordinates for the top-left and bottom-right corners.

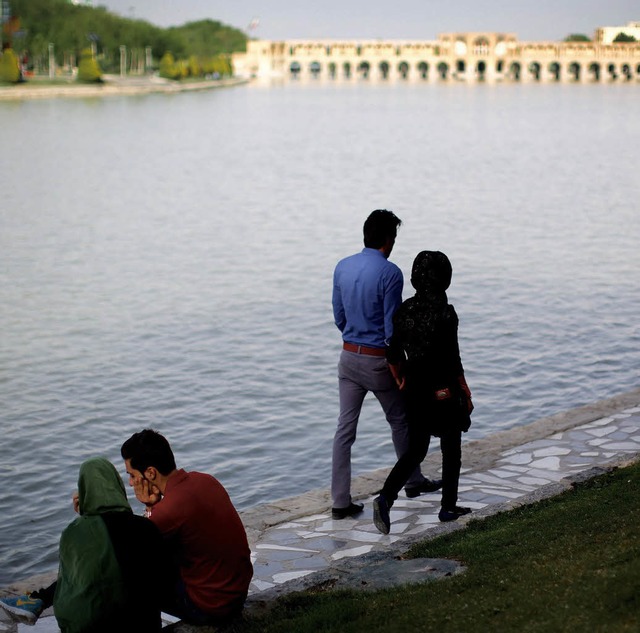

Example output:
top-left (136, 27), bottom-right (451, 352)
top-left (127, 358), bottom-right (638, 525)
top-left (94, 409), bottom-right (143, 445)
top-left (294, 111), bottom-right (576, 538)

top-left (1, 82), bottom-right (639, 584)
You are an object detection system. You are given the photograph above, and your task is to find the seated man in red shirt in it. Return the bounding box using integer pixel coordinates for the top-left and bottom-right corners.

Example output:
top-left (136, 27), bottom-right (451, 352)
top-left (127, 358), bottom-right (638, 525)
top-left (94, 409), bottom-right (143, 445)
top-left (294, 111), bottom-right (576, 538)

top-left (121, 430), bottom-right (253, 626)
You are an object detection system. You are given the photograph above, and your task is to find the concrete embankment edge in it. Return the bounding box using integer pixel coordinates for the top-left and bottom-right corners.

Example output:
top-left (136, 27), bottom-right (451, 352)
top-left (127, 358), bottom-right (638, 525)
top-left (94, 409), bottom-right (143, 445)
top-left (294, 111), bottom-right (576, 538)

top-left (0, 76), bottom-right (248, 101)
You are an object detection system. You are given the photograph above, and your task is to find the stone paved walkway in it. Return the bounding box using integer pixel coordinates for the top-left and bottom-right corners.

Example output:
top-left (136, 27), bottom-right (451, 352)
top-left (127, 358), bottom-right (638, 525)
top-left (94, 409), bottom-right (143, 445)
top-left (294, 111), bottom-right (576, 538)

top-left (246, 402), bottom-right (640, 596)
top-left (2, 390), bottom-right (639, 632)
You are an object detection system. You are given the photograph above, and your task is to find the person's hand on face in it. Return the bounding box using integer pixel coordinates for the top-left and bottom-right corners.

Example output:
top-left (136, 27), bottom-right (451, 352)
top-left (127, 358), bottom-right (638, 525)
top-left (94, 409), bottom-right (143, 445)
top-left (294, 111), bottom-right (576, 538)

top-left (132, 472), bottom-right (162, 506)
top-left (125, 460), bottom-right (162, 507)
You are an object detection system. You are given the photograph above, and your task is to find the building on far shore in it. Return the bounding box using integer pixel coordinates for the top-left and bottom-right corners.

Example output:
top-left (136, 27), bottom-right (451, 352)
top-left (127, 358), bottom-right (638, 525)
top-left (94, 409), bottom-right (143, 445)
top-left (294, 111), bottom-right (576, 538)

top-left (232, 25), bottom-right (640, 84)
top-left (595, 21), bottom-right (640, 44)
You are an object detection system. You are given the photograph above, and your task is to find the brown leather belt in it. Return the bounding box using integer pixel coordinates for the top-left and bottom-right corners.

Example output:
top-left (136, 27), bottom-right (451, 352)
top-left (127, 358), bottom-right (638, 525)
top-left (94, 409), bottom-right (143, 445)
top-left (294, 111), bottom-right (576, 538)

top-left (343, 342), bottom-right (386, 357)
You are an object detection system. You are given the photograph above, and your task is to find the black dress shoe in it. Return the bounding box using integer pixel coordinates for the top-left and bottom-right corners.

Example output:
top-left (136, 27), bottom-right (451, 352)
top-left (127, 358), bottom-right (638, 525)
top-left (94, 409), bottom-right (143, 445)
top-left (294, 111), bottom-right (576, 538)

top-left (438, 506), bottom-right (472, 522)
top-left (405, 478), bottom-right (443, 498)
top-left (331, 501), bottom-right (364, 520)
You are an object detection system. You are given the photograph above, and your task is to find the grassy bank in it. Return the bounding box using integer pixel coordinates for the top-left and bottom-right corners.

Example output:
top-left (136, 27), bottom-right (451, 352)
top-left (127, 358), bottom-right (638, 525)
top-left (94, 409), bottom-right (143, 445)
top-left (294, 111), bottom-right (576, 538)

top-left (233, 461), bottom-right (640, 632)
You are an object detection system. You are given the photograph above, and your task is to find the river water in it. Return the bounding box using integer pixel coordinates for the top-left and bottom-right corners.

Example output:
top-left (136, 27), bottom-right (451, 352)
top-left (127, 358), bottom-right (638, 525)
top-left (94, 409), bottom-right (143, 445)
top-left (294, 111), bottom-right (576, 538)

top-left (1, 81), bottom-right (639, 584)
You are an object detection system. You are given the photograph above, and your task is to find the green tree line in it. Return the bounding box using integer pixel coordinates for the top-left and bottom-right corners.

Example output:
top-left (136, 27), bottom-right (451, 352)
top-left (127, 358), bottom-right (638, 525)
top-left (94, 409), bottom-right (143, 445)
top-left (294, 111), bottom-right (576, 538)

top-left (3, 0), bottom-right (246, 76)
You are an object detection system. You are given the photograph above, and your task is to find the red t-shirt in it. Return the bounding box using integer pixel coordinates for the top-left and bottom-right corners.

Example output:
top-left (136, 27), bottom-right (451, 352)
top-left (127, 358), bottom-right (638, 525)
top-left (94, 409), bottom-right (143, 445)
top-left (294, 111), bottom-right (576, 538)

top-left (149, 469), bottom-right (253, 615)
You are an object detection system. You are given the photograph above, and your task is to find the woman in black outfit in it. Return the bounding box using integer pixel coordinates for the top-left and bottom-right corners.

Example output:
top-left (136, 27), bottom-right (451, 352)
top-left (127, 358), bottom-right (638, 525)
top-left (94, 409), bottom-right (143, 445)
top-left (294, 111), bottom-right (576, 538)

top-left (373, 250), bottom-right (474, 535)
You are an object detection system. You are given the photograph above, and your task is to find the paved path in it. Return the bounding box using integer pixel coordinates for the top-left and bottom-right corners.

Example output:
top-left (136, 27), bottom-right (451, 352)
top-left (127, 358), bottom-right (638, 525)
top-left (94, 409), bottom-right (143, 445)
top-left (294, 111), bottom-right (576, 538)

top-left (2, 388), bottom-right (639, 632)
top-left (245, 391), bottom-right (640, 601)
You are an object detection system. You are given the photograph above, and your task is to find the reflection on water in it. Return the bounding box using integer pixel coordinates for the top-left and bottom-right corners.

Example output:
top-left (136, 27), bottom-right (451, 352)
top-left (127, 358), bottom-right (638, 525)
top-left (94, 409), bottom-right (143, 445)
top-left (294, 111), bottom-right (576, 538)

top-left (0, 82), bottom-right (639, 584)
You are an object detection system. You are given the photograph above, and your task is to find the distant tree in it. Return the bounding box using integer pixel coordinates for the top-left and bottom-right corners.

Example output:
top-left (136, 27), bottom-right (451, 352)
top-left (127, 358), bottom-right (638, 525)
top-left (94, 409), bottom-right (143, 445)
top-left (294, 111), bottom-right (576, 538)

top-left (176, 59), bottom-right (188, 79)
top-left (77, 47), bottom-right (102, 82)
top-left (10, 0), bottom-right (246, 75)
top-left (159, 51), bottom-right (178, 79)
top-left (167, 20), bottom-right (246, 56)
top-left (0, 48), bottom-right (22, 83)
top-left (564, 34), bottom-right (591, 42)
top-left (613, 32), bottom-right (637, 43)
top-left (216, 55), bottom-right (233, 76)
top-left (201, 54), bottom-right (232, 77)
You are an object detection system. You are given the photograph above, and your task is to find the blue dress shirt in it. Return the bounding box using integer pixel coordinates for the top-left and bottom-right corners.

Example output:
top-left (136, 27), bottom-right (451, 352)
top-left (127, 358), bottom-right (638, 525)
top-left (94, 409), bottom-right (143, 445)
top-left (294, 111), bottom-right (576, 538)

top-left (332, 248), bottom-right (404, 348)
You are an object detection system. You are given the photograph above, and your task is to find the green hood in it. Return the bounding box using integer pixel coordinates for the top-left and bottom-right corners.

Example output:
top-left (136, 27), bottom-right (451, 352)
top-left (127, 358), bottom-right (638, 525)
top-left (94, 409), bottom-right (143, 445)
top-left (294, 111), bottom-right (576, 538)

top-left (77, 457), bottom-right (131, 516)
top-left (55, 458), bottom-right (132, 632)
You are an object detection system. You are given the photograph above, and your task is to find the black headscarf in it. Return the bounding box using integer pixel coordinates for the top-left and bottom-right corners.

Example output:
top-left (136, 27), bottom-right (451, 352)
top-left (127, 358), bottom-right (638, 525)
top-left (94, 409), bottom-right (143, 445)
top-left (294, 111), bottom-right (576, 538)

top-left (410, 250), bottom-right (452, 297)
top-left (386, 250), bottom-right (457, 365)
top-left (386, 248), bottom-right (463, 394)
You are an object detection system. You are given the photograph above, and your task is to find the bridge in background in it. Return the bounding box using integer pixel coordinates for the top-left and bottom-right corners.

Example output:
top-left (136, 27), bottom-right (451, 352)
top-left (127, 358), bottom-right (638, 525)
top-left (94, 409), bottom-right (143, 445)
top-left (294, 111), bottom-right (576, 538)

top-left (233, 32), bottom-right (640, 83)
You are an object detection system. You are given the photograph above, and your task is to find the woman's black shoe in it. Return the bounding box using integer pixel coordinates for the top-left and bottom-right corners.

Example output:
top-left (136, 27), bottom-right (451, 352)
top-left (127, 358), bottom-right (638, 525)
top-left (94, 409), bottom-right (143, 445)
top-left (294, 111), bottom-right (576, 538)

top-left (438, 506), bottom-right (472, 522)
top-left (405, 478), bottom-right (443, 498)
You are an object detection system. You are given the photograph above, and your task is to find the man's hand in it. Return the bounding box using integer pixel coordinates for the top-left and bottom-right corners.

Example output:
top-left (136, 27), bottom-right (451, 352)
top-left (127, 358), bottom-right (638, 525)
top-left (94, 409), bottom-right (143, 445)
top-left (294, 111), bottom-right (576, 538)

top-left (388, 363), bottom-right (406, 390)
top-left (131, 473), bottom-right (162, 507)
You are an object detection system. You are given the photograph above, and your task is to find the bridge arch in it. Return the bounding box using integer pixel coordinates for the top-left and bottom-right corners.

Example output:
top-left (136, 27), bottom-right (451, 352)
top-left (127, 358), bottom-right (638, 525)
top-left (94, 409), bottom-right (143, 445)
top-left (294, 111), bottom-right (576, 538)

top-left (568, 62), bottom-right (581, 82)
top-left (379, 61), bottom-right (390, 79)
top-left (454, 39), bottom-right (467, 56)
top-left (358, 60), bottom-right (370, 79)
top-left (509, 62), bottom-right (521, 81)
top-left (343, 62), bottom-right (351, 79)
top-left (418, 61), bottom-right (429, 79)
top-left (549, 62), bottom-right (561, 81)
top-left (398, 61), bottom-right (409, 79)
top-left (437, 61), bottom-right (449, 80)
top-left (528, 61), bottom-right (541, 81)
top-left (309, 61), bottom-right (321, 78)
top-left (588, 62), bottom-right (601, 81)
top-left (495, 41), bottom-right (507, 56)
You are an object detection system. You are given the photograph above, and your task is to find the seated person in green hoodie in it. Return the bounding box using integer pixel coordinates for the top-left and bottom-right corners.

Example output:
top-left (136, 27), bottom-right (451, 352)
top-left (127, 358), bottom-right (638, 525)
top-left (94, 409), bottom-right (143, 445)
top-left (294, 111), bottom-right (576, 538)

top-left (0, 457), bottom-right (165, 632)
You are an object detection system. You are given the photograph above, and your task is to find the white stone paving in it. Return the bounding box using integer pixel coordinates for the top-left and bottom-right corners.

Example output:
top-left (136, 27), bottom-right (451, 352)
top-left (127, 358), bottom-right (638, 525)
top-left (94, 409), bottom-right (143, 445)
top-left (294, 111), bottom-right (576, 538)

top-left (248, 406), bottom-right (640, 595)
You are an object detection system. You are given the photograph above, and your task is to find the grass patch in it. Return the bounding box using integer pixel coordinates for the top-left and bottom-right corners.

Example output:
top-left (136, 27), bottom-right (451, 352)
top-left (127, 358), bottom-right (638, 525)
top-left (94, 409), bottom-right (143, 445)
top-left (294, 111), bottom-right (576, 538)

top-left (232, 462), bottom-right (640, 632)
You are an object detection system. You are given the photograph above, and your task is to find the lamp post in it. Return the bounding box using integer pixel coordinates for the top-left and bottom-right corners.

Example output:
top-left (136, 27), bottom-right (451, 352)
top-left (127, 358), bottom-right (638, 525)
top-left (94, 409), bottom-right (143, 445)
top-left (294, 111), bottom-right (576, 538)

top-left (48, 42), bottom-right (54, 79)
top-left (87, 32), bottom-right (98, 58)
top-left (120, 44), bottom-right (126, 77)
top-left (0, 0), bottom-right (10, 50)
top-left (13, 27), bottom-right (25, 77)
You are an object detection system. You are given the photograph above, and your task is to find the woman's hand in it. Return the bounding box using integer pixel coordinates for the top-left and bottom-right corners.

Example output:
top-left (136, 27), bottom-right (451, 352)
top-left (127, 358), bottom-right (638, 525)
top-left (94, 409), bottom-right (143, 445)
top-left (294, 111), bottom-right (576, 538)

top-left (458, 375), bottom-right (474, 413)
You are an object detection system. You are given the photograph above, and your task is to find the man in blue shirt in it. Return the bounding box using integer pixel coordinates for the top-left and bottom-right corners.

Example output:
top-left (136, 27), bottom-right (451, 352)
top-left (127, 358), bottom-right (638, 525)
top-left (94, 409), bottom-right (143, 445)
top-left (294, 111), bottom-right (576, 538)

top-left (331, 209), bottom-right (441, 519)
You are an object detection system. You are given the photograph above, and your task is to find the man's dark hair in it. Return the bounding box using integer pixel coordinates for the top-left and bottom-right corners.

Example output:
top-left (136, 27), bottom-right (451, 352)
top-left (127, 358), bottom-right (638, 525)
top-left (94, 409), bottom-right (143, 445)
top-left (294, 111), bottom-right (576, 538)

top-left (363, 209), bottom-right (402, 249)
top-left (121, 429), bottom-right (177, 476)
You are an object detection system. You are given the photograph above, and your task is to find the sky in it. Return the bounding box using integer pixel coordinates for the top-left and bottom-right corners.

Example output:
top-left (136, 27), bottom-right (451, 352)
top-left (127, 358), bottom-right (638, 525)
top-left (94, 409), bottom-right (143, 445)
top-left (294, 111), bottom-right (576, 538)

top-left (94, 0), bottom-right (638, 42)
